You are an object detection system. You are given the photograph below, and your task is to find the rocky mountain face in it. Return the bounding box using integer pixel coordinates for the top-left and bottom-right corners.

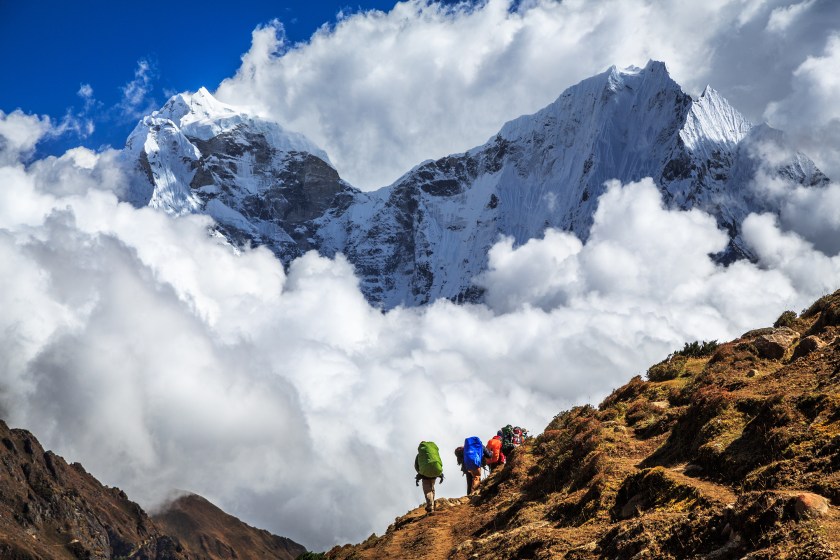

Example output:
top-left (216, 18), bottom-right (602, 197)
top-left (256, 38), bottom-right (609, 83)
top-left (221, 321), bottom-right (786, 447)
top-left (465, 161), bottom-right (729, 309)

top-left (326, 290), bottom-right (840, 559)
top-left (123, 61), bottom-right (828, 308)
top-left (0, 419), bottom-right (185, 559)
top-left (123, 87), bottom-right (357, 264)
top-left (0, 420), bottom-right (306, 560)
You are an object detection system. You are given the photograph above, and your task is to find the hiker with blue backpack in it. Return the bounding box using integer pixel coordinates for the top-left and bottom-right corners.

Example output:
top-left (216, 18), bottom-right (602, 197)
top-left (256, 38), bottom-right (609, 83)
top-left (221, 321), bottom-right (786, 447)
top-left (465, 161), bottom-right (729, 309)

top-left (454, 436), bottom-right (492, 495)
top-left (415, 441), bottom-right (444, 513)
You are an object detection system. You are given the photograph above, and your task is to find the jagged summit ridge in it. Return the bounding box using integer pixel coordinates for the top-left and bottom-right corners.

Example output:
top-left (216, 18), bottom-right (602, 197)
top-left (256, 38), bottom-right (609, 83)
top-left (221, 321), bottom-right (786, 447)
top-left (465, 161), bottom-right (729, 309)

top-left (135, 87), bottom-right (329, 158)
top-left (122, 62), bottom-right (828, 308)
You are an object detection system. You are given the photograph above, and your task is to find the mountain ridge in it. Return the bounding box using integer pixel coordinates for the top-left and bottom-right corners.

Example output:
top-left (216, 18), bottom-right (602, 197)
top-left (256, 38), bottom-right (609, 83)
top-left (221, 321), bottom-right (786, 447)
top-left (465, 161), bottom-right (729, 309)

top-left (123, 60), bottom-right (829, 308)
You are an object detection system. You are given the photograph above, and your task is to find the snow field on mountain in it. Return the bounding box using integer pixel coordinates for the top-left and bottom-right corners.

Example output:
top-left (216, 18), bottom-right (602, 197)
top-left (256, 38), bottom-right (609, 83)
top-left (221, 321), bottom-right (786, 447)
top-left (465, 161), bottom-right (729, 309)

top-left (4, 111), bottom-right (840, 549)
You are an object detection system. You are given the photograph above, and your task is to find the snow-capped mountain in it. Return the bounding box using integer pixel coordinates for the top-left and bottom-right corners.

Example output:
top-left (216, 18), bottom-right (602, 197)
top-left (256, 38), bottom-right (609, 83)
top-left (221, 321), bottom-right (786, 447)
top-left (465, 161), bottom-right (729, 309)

top-left (123, 87), bottom-right (356, 262)
top-left (123, 61), bottom-right (828, 308)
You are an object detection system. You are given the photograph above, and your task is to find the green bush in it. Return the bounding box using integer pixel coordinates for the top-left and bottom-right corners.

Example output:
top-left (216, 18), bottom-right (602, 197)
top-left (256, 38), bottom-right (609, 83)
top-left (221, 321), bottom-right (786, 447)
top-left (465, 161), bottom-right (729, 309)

top-left (297, 553), bottom-right (327, 560)
top-left (647, 355), bottom-right (687, 382)
top-left (674, 340), bottom-right (719, 358)
top-left (773, 310), bottom-right (797, 328)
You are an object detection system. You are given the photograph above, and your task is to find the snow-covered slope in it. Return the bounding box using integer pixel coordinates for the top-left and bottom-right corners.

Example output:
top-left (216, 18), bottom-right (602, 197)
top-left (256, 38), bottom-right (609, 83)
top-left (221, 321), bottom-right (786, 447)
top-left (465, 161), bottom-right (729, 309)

top-left (122, 62), bottom-right (828, 308)
top-left (123, 88), bottom-right (355, 261)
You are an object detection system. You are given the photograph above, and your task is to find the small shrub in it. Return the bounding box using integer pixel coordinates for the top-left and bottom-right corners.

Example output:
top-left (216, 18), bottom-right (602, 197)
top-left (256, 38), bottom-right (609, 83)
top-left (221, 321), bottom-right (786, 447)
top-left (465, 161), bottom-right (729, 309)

top-left (625, 400), bottom-right (654, 426)
top-left (648, 355), bottom-right (687, 382)
top-left (601, 376), bottom-right (646, 408)
top-left (773, 310), bottom-right (797, 328)
top-left (674, 340), bottom-right (719, 358)
top-left (297, 553), bottom-right (327, 560)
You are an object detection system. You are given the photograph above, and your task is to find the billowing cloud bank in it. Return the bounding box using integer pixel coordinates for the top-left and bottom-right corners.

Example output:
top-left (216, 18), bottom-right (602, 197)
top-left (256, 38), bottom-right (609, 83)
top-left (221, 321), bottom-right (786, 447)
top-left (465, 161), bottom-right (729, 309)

top-left (216, 0), bottom-right (839, 189)
top-left (3, 111), bottom-right (840, 550)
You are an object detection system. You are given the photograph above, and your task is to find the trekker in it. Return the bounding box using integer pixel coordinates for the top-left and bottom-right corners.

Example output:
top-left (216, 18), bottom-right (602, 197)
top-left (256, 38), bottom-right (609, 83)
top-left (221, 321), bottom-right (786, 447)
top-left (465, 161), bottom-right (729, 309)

top-left (486, 434), bottom-right (505, 472)
top-left (500, 425), bottom-right (516, 457)
top-left (456, 437), bottom-right (492, 495)
top-left (415, 441), bottom-right (444, 513)
top-left (454, 446), bottom-right (470, 494)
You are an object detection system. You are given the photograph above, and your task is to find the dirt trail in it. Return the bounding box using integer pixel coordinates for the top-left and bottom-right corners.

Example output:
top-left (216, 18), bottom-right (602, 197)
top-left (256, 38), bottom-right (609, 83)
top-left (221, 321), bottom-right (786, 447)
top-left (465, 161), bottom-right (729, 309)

top-left (667, 463), bottom-right (738, 504)
top-left (341, 499), bottom-right (471, 560)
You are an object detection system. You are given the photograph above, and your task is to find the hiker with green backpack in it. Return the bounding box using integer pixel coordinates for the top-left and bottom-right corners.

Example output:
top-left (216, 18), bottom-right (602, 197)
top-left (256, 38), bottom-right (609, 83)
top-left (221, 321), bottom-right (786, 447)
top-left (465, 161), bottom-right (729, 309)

top-left (415, 441), bottom-right (444, 513)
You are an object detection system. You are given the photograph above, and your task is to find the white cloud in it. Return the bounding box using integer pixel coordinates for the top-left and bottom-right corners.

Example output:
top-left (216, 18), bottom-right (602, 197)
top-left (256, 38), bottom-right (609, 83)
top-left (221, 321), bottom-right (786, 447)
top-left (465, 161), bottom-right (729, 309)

top-left (777, 182), bottom-right (840, 256)
top-left (213, 0), bottom-right (836, 190)
top-left (765, 33), bottom-right (840, 180)
top-left (119, 59), bottom-right (157, 120)
top-left (0, 102), bottom-right (95, 165)
top-left (738, 0), bottom-right (773, 26)
top-left (0, 110), bottom-right (52, 165)
top-left (214, 0), bottom-right (733, 188)
top-left (480, 179), bottom-right (797, 326)
top-left (77, 83), bottom-right (94, 100)
top-left (766, 0), bottom-right (816, 32)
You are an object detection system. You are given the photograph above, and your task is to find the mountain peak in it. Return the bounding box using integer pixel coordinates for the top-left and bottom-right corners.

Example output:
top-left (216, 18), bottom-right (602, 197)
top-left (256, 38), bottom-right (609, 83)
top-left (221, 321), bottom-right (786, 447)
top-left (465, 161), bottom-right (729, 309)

top-left (153, 492), bottom-right (306, 560)
top-left (141, 88), bottom-right (329, 162)
top-left (681, 82), bottom-right (751, 157)
top-left (605, 60), bottom-right (670, 87)
top-left (497, 59), bottom-right (682, 146)
top-left (643, 58), bottom-right (669, 74)
top-left (154, 87), bottom-right (237, 129)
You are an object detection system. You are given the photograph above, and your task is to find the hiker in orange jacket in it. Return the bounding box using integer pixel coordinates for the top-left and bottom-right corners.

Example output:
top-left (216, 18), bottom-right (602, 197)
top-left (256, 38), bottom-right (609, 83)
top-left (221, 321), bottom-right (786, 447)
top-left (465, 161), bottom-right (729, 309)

top-left (485, 434), bottom-right (506, 472)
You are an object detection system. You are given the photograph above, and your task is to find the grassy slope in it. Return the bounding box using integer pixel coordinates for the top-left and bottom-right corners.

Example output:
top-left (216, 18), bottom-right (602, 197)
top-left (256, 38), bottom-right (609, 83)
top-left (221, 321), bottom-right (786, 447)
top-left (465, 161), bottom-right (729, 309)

top-left (326, 291), bottom-right (840, 560)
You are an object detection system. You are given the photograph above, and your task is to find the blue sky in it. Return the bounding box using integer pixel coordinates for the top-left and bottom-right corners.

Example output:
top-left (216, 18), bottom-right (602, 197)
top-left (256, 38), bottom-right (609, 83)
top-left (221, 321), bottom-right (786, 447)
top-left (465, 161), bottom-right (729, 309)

top-left (0, 1), bottom-right (399, 154)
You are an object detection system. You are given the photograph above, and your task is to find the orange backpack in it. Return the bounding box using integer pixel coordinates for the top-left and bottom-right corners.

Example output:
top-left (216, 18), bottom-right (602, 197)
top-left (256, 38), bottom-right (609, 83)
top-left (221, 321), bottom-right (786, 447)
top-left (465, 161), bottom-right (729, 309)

top-left (486, 436), bottom-right (502, 464)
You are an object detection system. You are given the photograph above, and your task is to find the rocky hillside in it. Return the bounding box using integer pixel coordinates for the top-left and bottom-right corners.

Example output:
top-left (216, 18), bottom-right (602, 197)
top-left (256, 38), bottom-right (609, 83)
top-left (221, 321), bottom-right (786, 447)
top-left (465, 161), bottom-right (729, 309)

top-left (0, 421), bottom-right (305, 559)
top-left (124, 62), bottom-right (828, 309)
top-left (326, 290), bottom-right (840, 559)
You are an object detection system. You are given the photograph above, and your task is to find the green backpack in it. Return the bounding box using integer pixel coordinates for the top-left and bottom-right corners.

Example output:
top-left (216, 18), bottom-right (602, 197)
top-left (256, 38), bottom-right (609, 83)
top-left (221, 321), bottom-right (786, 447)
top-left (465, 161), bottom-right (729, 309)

top-left (417, 441), bottom-right (443, 478)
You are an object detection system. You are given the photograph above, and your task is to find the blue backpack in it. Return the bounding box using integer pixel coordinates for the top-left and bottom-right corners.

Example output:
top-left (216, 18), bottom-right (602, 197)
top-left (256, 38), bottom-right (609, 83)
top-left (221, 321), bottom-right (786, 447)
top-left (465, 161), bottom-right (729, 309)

top-left (463, 436), bottom-right (484, 470)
